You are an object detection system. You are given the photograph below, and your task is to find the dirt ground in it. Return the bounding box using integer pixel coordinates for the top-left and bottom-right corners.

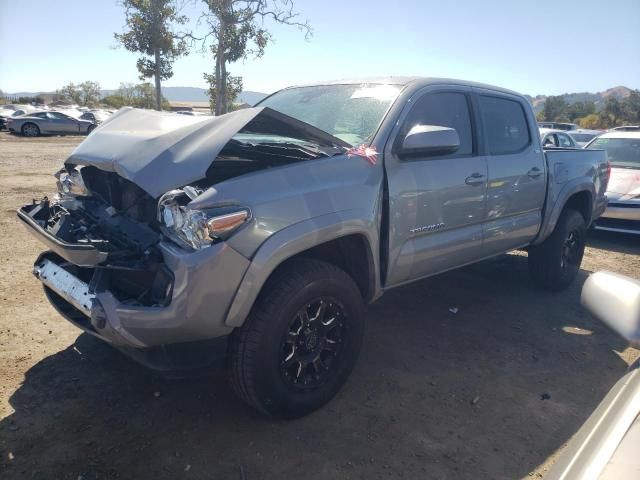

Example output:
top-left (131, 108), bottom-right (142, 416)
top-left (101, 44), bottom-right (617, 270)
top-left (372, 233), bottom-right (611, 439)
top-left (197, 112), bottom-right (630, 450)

top-left (0, 132), bottom-right (638, 480)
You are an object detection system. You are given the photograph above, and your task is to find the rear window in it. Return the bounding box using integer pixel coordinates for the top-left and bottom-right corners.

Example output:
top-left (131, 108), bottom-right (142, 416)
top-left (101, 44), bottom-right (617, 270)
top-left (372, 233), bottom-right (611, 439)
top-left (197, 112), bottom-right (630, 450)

top-left (587, 137), bottom-right (640, 168)
top-left (479, 96), bottom-right (531, 155)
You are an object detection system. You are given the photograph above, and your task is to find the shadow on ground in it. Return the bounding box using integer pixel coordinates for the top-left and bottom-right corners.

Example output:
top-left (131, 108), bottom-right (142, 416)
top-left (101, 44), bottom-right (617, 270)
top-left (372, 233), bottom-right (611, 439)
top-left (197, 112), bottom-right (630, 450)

top-left (587, 228), bottom-right (640, 256)
top-left (0, 253), bottom-right (633, 480)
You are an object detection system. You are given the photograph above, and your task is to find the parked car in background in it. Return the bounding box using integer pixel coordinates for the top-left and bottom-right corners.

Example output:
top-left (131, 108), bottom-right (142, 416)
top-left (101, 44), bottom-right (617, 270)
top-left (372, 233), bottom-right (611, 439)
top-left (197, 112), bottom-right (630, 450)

top-left (7, 111), bottom-right (96, 137)
top-left (539, 128), bottom-right (577, 148)
top-left (0, 108), bottom-right (30, 130)
top-left (538, 121), bottom-right (579, 131)
top-left (609, 125), bottom-right (640, 132)
top-left (587, 131), bottom-right (640, 234)
top-left (79, 110), bottom-right (111, 124)
top-left (567, 128), bottom-right (602, 147)
top-left (19, 77), bottom-right (608, 418)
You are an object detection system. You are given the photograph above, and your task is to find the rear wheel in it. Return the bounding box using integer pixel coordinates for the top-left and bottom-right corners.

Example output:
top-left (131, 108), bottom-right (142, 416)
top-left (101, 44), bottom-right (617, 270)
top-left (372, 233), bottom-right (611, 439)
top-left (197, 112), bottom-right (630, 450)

top-left (87, 124), bottom-right (96, 134)
top-left (528, 209), bottom-right (586, 291)
top-left (229, 258), bottom-right (365, 418)
top-left (21, 123), bottom-right (40, 137)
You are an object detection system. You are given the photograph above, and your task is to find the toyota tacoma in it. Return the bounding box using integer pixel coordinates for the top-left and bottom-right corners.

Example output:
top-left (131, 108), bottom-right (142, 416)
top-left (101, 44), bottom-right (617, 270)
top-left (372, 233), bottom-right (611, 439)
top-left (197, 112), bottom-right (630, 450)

top-left (19, 77), bottom-right (609, 418)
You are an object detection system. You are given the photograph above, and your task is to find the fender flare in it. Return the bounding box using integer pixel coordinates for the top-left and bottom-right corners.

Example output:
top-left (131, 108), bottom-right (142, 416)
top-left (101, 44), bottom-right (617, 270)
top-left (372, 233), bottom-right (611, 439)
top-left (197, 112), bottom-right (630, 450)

top-left (535, 178), bottom-right (595, 245)
top-left (224, 209), bottom-right (381, 327)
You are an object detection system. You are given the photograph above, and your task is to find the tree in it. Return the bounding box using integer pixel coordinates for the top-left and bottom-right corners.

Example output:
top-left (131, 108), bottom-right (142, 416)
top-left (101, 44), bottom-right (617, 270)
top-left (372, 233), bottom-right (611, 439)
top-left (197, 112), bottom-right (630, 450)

top-left (79, 81), bottom-right (102, 106)
top-left (579, 114), bottom-right (604, 129)
top-left (199, 0), bottom-right (311, 115)
top-left (603, 97), bottom-right (624, 126)
top-left (115, 0), bottom-right (188, 110)
top-left (56, 81), bottom-right (101, 106)
top-left (203, 71), bottom-right (243, 113)
top-left (56, 83), bottom-right (83, 105)
top-left (102, 82), bottom-right (170, 110)
top-left (622, 90), bottom-right (640, 123)
top-left (541, 95), bottom-right (568, 122)
top-left (567, 101), bottom-right (596, 122)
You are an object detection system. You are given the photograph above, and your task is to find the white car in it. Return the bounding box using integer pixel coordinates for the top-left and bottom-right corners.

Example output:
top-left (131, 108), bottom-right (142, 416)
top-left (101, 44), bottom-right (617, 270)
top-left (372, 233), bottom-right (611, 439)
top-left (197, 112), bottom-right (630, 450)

top-left (567, 128), bottom-right (601, 148)
top-left (586, 131), bottom-right (640, 234)
top-left (539, 128), bottom-right (577, 148)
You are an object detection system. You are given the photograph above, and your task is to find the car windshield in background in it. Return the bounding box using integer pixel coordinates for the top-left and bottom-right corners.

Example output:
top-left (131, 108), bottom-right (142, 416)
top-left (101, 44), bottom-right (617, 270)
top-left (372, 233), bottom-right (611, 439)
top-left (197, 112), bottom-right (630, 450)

top-left (258, 84), bottom-right (401, 146)
top-left (570, 133), bottom-right (597, 143)
top-left (588, 137), bottom-right (640, 168)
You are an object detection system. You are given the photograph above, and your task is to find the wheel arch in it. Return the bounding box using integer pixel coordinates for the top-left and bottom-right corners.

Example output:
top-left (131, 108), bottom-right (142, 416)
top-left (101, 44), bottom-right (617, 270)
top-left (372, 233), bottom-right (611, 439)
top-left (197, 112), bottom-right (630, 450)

top-left (224, 210), bottom-right (381, 328)
top-left (535, 180), bottom-right (595, 245)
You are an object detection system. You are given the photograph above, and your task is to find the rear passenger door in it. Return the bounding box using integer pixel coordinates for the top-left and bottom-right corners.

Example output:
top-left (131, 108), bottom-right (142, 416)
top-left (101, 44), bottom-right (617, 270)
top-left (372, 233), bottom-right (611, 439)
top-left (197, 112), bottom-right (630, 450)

top-left (384, 87), bottom-right (488, 286)
top-left (476, 92), bottom-right (546, 255)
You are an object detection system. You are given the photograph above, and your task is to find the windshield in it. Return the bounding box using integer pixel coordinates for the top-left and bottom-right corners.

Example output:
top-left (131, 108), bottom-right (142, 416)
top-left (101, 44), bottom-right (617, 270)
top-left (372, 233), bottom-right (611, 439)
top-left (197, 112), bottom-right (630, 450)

top-left (588, 137), bottom-right (640, 168)
top-left (258, 84), bottom-right (402, 146)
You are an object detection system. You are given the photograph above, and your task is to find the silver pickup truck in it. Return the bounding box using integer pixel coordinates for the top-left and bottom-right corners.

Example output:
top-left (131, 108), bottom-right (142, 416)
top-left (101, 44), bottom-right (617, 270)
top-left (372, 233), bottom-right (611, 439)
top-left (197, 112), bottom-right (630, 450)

top-left (18, 77), bottom-right (608, 418)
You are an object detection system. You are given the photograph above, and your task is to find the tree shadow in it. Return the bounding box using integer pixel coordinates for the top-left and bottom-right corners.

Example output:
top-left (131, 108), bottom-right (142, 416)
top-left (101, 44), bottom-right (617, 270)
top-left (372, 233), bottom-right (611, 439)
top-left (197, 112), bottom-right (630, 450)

top-left (0, 253), bottom-right (633, 480)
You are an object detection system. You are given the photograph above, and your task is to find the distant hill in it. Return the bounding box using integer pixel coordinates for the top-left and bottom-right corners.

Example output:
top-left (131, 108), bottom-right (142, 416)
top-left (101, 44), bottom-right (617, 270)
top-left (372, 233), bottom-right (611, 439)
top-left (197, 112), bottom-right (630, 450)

top-left (526, 86), bottom-right (634, 114)
top-left (5, 87), bottom-right (269, 106)
top-left (6, 85), bottom-right (635, 112)
top-left (161, 87), bottom-right (267, 106)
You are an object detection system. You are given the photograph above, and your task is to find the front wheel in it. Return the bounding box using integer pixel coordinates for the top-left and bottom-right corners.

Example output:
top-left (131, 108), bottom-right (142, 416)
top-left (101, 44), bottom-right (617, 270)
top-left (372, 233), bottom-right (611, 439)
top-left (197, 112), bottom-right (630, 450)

top-left (229, 258), bottom-right (365, 418)
top-left (21, 123), bottom-right (40, 137)
top-left (528, 209), bottom-right (587, 291)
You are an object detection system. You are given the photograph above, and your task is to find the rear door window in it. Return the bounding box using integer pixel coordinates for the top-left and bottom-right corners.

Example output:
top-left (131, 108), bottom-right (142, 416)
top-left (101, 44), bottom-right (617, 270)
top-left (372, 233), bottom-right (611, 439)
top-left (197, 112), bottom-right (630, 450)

top-left (479, 96), bottom-right (531, 155)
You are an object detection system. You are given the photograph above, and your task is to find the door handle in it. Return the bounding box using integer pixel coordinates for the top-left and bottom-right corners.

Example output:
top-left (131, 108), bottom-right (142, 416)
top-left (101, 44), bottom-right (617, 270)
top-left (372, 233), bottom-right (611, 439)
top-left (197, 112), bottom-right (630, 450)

top-left (527, 167), bottom-right (543, 178)
top-left (465, 172), bottom-right (486, 186)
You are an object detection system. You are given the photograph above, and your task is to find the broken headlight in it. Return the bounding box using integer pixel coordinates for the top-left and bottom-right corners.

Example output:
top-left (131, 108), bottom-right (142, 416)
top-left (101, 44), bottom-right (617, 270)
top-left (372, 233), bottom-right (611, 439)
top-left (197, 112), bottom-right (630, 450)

top-left (158, 188), bottom-right (249, 250)
top-left (55, 167), bottom-right (90, 197)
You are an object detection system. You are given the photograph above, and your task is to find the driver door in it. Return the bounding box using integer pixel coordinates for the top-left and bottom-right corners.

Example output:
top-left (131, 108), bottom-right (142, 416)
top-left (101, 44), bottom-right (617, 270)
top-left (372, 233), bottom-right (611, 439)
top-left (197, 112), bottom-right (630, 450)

top-left (384, 88), bottom-right (488, 286)
top-left (47, 112), bottom-right (79, 133)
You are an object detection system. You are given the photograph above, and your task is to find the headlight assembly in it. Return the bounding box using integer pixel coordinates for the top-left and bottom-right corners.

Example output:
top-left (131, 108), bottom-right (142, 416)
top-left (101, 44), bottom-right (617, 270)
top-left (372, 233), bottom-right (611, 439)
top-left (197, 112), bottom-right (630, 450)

top-left (158, 188), bottom-right (249, 250)
top-left (55, 167), bottom-right (90, 197)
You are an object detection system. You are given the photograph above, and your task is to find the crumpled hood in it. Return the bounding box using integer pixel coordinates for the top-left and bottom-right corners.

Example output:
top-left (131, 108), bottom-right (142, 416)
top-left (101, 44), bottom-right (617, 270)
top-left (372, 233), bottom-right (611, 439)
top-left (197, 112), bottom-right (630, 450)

top-left (607, 167), bottom-right (640, 201)
top-left (66, 106), bottom-right (349, 198)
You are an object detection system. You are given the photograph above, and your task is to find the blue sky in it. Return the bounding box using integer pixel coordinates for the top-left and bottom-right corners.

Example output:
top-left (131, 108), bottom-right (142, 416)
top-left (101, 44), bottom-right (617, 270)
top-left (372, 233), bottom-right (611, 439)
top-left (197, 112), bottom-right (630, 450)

top-left (1, 0), bottom-right (638, 96)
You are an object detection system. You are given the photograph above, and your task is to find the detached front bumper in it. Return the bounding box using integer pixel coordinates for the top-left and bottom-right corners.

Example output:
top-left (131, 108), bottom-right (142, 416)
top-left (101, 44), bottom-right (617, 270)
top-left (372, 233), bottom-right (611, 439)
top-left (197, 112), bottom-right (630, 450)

top-left (20, 203), bottom-right (250, 349)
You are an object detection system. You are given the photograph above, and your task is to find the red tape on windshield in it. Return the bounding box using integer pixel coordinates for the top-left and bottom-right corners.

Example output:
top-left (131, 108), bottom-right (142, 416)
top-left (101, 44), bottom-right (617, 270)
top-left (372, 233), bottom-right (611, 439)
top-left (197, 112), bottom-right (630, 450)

top-left (346, 144), bottom-right (378, 165)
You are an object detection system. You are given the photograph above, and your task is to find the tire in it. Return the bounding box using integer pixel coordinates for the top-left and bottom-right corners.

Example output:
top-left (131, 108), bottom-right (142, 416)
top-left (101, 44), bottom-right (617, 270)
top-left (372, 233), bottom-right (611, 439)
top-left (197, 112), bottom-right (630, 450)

top-left (229, 258), bottom-right (365, 418)
top-left (21, 122), bottom-right (40, 137)
top-left (528, 209), bottom-right (587, 291)
top-left (87, 124), bottom-right (96, 134)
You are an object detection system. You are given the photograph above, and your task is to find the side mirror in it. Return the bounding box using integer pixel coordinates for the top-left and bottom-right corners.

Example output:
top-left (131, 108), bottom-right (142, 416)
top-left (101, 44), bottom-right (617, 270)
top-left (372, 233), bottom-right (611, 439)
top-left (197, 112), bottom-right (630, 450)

top-left (581, 271), bottom-right (640, 347)
top-left (399, 125), bottom-right (460, 157)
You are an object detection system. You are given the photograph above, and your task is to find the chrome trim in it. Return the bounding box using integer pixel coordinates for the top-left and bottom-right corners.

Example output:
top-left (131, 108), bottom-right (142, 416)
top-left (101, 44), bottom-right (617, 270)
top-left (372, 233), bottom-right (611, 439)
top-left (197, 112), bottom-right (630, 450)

top-left (34, 259), bottom-right (94, 317)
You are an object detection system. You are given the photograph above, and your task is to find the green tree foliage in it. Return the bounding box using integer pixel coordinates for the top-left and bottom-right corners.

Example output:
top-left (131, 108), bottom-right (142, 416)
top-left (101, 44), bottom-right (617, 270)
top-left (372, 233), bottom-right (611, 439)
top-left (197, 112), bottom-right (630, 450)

top-left (541, 95), bottom-right (568, 122)
top-left (566, 101), bottom-right (596, 122)
top-left (56, 81), bottom-right (102, 106)
top-left (541, 91), bottom-right (640, 128)
top-left (16, 95), bottom-right (46, 105)
top-left (115, 0), bottom-right (188, 111)
top-left (102, 82), bottom-right (170, 109)
top-left (203, 72), bottom-right (243, 113)
top-left (200, 0), bottom-right (310, 115)
top-left (579, 114), bottom-right (602, 129)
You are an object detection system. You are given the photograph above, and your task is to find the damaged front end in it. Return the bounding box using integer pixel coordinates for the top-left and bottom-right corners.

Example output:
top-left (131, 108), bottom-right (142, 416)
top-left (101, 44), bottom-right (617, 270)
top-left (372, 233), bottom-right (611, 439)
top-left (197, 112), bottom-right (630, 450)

top-left (19, 166), bottom-right (175, 334)
top-left (19, 162), bottom-right (250, 348)
top-left (18, 106), bottom-right (352, 349)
